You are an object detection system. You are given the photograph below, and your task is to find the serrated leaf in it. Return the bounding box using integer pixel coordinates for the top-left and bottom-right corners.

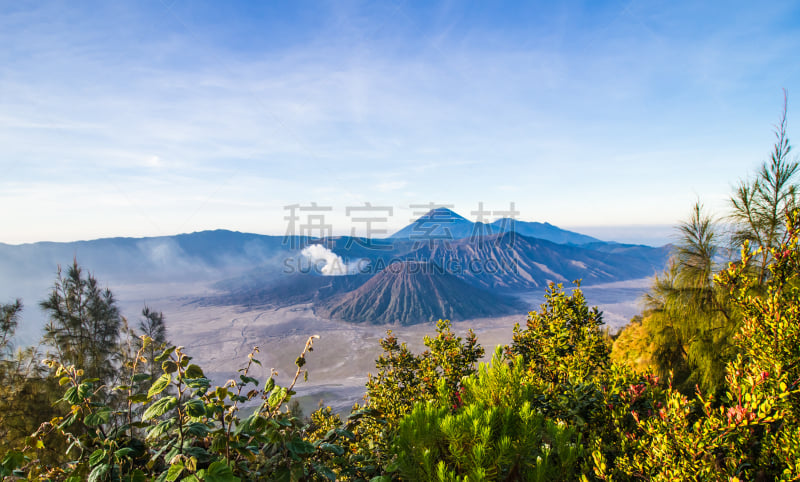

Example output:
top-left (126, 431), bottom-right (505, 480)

top-left (63, 386), bottom-right (80, 404)
top-left (184, 398), bottom-right (206, 417)
top-left (203, 460), bottom-right (240, 482)
top-left (85, 408), bottom-right (112, 427)
top-left (268, 387), bottom-right (286, 408)
top-left (146, 419), bottom-right (175, 440)
top-left (154, 346), bottom-right (176, 363)
top-left (185, 364), bottom-right (204, 379)
top-left (185, 377), bottom-right (211, 389)
top-left (89, 449), bottom-right (106, 467)
top-left (148, 373), bottom-right (172, 399)
top-left (142, 396), bottom-right (177, 421)
top-left (88, 463), bottom-right (111, 482)
top-left (185, 422), bottom-right (209, 437)
top-left (234, 414), bottom-right (263, 436)
top-left (77, 382), bottom-right (92, 400)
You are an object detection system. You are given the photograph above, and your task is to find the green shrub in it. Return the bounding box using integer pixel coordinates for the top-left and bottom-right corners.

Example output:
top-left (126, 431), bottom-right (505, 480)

top-left (391, 348), bottom-right (584, 481)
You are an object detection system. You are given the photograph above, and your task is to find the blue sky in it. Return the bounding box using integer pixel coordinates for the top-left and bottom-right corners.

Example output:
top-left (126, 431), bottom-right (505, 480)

top-left (1, 1), bottom-right (799, 244)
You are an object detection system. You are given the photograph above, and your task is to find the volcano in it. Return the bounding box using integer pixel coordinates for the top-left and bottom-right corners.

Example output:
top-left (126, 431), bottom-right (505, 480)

top-left (314, 260), bottom-right (523, 325)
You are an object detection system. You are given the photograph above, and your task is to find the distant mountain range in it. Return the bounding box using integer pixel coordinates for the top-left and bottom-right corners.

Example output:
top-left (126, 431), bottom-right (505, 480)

top-left (200, 209), bottom-right (670, 324)
top-left (389, 207), bottom-right (599, 245)
top-left (0, 208), bottom-right (672, 337)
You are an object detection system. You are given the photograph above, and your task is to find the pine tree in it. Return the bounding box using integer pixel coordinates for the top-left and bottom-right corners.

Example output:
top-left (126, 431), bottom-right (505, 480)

top-left (40, 259), bottom-right (122, 386)
top-left (136, 305), bottom-right (169, 391)
top-left (642, 203), bottom-right (738, 393)
top-left (0, 300), bottom-right (62, 462)
top-left (731, 90), bottom-right (799, 283)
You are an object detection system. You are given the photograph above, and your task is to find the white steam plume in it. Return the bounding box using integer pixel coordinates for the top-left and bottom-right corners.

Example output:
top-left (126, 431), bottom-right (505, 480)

top-left (301, 245), bottom-right (364, 276)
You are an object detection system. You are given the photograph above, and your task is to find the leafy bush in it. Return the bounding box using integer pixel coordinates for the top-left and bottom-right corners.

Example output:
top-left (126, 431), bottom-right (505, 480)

top-left (3, 336), bottom-right (361, 481)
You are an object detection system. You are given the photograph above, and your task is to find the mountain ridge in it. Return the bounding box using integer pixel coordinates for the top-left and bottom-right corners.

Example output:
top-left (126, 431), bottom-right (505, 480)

top-left (388, 207), bottom-right (601, 245)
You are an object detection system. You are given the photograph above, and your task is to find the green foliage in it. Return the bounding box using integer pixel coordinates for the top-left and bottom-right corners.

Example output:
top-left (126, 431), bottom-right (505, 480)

top-left (593, 211), bottom-right (800, 481)
top-left (392, 348), bottom-right (584, 481)
top-left (365, 319), bottom-right (484, 427)
top-left (629, 98), bottom-right (800, 394)
top-left (3, 335), bottom-right (363, 481)
top-left (508, 283), bottom-right (609, 385)
top-left (0, 300), bottom-right (65, 464)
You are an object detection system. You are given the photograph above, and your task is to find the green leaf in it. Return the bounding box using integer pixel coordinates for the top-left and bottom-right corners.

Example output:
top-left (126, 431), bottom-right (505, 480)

top-left (318, 443), bottom-right (344, 456)
top-left (63, 386), bottom-right (80, 404)
top-left (203, 460), bottom-right (240, 482)
top-left (313, 463), bottom-right (337, 481)
top-left (185, 422), bottom-right (210, 437)
top-left (239, 374), bottom-right (258, 385)
top-left (88, 449), bottom-right (107, 466)
top-left (287, 438), bottom-right (316, 455)
top-left (185, 377), bottom-right (211, 389)
top-left (77, 382), bottom-right (92, 400)
top-left (132, 373), bottom-right (152, 383)
top-left (264, 377), bottom-right (275, 393)
top-left (85, 407), bottom-right (112, 427)
top-left (334, 428), bottom-right (355, 440)
top-left (268, 387), bottom-right (286, 408)
top-left (184, 398), bottom-right (206, 418)
top-left (88, 462), bottom-right (111, 482)
top-left (146, 419), bottom-right (175, 440)
top-left (165, 461), bottom-right (184, 481)
top-left (162, 360), bottom-right (178, 374)
top-left (234, 414), bottom-right (265, 436)
top-left (1, 451), bottom-right (26, 476)
top-left (128, 393), bottom-right (149, 403)
top-left (142, 396), bottom-right (177, 421)
top-left (114, 447), bottom-right (136, 458)
top-left (129, 469), bottom-right (147, 482)
top-left (155, 346), bottom-right (176, 363)
top-left (185, 364), bottom-right (204, 379)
